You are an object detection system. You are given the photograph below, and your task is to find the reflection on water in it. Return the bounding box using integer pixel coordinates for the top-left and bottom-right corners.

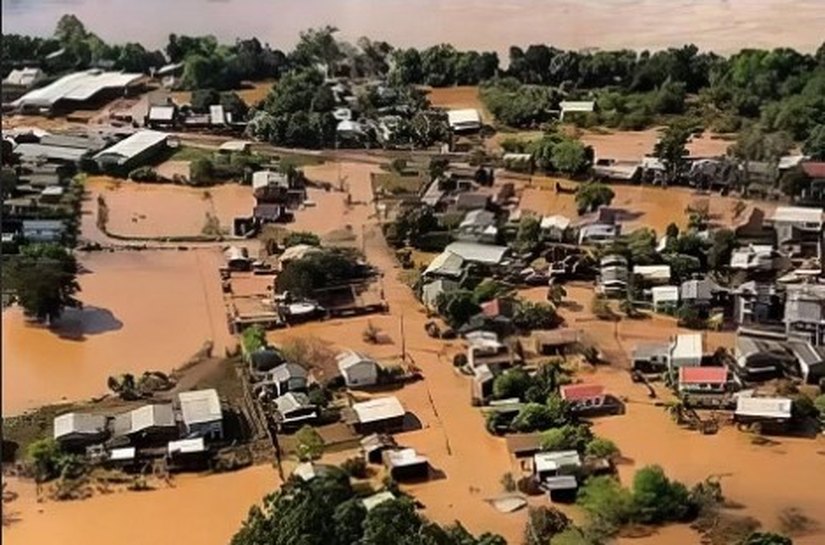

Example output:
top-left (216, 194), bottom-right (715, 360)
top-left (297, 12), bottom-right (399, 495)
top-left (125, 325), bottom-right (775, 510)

top-left (3, 0), bottom-right (825, 58)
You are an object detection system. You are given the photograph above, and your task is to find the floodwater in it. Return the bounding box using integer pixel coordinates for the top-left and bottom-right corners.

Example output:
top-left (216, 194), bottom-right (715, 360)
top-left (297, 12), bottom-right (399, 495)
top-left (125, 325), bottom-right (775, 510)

top-left (4, 1), bottom-right (825, 59)
top-left (518, 176), bottom-right (773, 234)
top-left (2, 249), bottom-right (232, 415)
top-left (85, 177), bottom-right (254, 239)
top-left (2, 465), bottom-right (281, 545)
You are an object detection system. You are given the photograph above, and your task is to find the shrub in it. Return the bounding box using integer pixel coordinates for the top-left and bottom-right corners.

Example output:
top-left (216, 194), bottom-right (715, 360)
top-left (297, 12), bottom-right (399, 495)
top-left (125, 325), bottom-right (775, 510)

top-left (284, 231), bottom-right (321, 247)
top-left (341, 456), bottom-right (368, 479)
top-left (631, 465), bottom-right (691, 524)
top-left (294, 425), bottom-right (324, 461)
top-left (585, 437), bottom-right (620, 459)
top-left (492, 369), bottom-right (533, 400)
top-left (128, 166), bottom-right (160, 182)
top-left (539, 424), bottom-right (593, 452)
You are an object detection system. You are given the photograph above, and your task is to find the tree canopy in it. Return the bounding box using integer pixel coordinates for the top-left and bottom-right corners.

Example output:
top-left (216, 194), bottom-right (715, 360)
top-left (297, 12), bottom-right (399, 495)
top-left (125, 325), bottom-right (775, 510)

top-left (3, 244), bottom-right (80, 323)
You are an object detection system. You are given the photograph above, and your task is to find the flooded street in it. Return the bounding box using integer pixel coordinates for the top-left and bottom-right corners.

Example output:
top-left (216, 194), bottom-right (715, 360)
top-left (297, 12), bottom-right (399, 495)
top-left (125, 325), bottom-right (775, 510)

top-left (2, 466), bottom-right (280, 545)
top-left (2, 249), bottom-right (232, 415)
top-left (4, 1), bottom-right (824, 59)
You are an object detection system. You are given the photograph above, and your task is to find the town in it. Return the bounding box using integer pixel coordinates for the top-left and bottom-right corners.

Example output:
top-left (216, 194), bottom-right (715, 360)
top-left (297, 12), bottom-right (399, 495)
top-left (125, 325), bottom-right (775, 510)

top-left (2, 9), bottom-right (825, 545)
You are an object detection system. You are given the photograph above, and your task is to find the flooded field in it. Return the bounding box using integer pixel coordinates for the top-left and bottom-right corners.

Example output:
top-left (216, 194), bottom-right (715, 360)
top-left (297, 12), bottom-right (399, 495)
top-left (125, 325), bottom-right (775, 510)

top-left (2, 466), bottom-right (280, 545)
top-left (425, 86), bottom-right (492, 123)
top-left (2, 249), bottom-right (231, 415)
top-left (85, 177), bottom-right (254, 239)
top-left (518, 177), bottom-right (772, 234)
top-left (580, 128), bottom-right (735, 162)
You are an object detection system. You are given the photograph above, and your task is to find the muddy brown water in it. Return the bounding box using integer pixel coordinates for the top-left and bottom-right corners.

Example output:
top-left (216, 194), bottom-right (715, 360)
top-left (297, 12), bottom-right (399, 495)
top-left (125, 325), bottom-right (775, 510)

top-left (4, 1), bottom-right (824, 59)
top-left (2, 249), bottom-right (232, 416)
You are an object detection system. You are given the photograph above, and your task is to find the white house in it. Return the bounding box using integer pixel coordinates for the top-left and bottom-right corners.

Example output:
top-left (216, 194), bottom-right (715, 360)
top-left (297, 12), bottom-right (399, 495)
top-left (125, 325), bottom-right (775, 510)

top-left (669, 333), bottom-right (704, 368)
top-left (336, 350), bottom-right (379, 388)
top-left (540, 215), bottom-right (572, 242)
top-left (177, 389), bottom-right (224, 440)
top-left (633, 265), bottom-right (671, 285)
top-left (651, 286), bottom-right (679, 312)
top-left (447, 109), bottom-right (482, 132)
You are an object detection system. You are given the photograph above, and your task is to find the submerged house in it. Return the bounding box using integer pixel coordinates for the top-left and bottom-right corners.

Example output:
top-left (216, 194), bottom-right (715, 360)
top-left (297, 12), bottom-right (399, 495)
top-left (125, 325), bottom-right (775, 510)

top-left (559, 383), bottom-right (607, 413)
top-left (177, 389), bottom-right (224, 441)
top-left (734, 335), bottom-right (793, 380)
top-left (273, 392), bottom-right (317, 429)
top-left (113, 404), bottom-right (177, 444)
top-left (632, 342), bottom-right (671, 373)
top-left (669, 333), bottom-right (704, 369)
top-left (733, 282), bottom-right (783, 326)
top-left (336, 350), bottom-right (380, 388)
top-left (447, 109), bottom-right (482, 132)
top-left (455, 209), bottom-right (497, 243)
top-left (677, 366), bottom-right (728, 395)
top-left (382, 448), bottom-right (429, 480)
top-left (734, 396), bottom-right (792, 428)
top-left (93, 130), bottom-right (170, 172)
top-left (350, 396), bottom-right (406, 434)
top-left (53, 413), bottom-right (108, 449)
top-left (532, 450), bottom-right (581, 501)
top-left (360, 433), bottom-right (398, 464)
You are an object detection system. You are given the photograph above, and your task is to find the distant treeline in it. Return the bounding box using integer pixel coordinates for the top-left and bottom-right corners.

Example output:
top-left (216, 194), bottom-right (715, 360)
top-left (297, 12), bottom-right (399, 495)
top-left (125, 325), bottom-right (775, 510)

top-left (4, 15), bottom-right (825, 144)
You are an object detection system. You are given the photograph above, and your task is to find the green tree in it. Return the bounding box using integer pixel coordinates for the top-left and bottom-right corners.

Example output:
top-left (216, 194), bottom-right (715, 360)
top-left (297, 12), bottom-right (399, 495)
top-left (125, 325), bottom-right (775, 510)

top-left (654, 123), bottom-right (691, 184)
top-left (362, 499), bottom-right (422, 545)
top-left (291, 26), bottom-right (343, 76)
top-left (540, 424), bottom-right (593, 452)
top-left (548, 284), bottom-right (567, 305)
top-left (332, 498), bottom-right (367, 544)
top-left (515, 215), bottom-right (542, 253)
top-left (631, 465), bottom-right (691, 524)
top-left (284, 231), bottom-right (322, 247)
top-left (511, 401), bottom-right (568, 433)
top-left (524, 506), bottom-right (571, 545)
top-left (472, 279), bottom-right (513, 304)
top-left (26, 438), bottom-right (63, 482)
top-left (294, 425), bottom-right (324, 461)
top-left (492, 369), bottom-right (533, 400)
top-left (575, 183), bottom-right (615, 215)
top-left (551, 140), bottom-right (588, 176)
top-left (803, 124), bottom-right (825, 160)
top-left (276, 250), bottom-right (365, 298)
top-left (513, 301), bottom-right (561, 330)
top-left (436, 290), bottom-right (481, 329)
top-left (740, 532), bottom-right (793, 545)
top-left (708, 229), bottom-right (737, 272)
top-left (576, 476), bottom-right (635, 529)
top-left (4, 244), bottom-right (80, 323)
top-left (585, 437), bottom-right (620, 458)
top-left (813, 394), bottom-right (825, 422)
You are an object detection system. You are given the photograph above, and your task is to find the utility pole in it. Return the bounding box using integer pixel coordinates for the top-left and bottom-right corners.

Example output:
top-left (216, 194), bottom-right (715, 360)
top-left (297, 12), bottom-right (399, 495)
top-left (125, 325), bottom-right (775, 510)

top-left (400, 312), bottom-right (406, 362)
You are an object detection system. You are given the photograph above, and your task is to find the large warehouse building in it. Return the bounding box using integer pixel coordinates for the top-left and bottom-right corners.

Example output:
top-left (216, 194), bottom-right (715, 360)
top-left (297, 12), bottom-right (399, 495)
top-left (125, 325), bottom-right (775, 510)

top-left (11, 69), bottom-right (146, 114)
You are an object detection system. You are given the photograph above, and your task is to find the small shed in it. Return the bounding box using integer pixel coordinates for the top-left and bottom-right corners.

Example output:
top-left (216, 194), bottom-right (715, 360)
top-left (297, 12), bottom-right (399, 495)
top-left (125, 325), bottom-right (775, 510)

top-left (336, 350), bottom-right (379, 388)
top-left (167, 437), bottom-right (209, 470)
top-left (734, 396), bottom-right (792, 423)
top-left (382, 448), bottom-right (429, 481)
top-left (113, 404), bottom-right (177, 443)
top-left (447, 109), bottom-right (482, 132)
top-left (361, 491), bottom-right (396, 511)
top-left (651, 286), bottom-right (679, 312)
top-left (177, 389), bottom-right (224, 440)
top-left (350, 396), bottom-right (406, 434)
top-left (533, 450), bottom-right (581, 483)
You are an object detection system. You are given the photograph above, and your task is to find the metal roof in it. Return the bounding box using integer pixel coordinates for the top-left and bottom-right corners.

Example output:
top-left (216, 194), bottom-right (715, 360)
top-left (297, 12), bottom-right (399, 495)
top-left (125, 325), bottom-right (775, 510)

top-left (423, 250), bottom-right (465, 277)
top-left (559, 383), bottom-right (605, 401)
top-left (633, 265), bottom-right (671, 281)
top-left (678, 366), bottom-right (727, 384)
top-left (352, 396), bottom-right (405, 424)
top-left (735, 396), bottom-right (792, 419)
top-left (14, 142), bottom-right (89, 162)
top-left (671, 333), bottom-right (704, 361)
top-left (219, 140), bottom-right (251, 152)
top-left (540, 215), bottom-right (572, 230)
top-left (274, 392), bottom-right (312, 414)
top-left (336, 350), bottom-right (377, 371)
top-left (148, 105), bottom-right (175, 121)
top-left (53, 413), bottom-right (107, 440)
top-left (680, 278), bottom-right (720, 300)
top-left (168, 437), bottom-right (206, 455)
top-left (445, 242), bottom-right (508, 265)
top-left (269, 362), bottom-right (309, 382)
top-left (651, 286), bottom-right (680, 303)
top-left (94, 130), bottom-right (168, 164)
top-left (447, 109), bottom-right (481, 128)
top-left (178, 389), bottom-right (222, 426)
top-left (383, 448), bottom-right (428, 468)
top-left (109, 447), bottom-right (136, 461)
top-left (209, 104), bottom-right (226, 125)
top-left (460, 209), bottom-right (496, 228)
top-left (3, 67), bottom-right (44, 87)
top-left (115, 404), bottom-right (175, 435)
top-left (361, 491), bottom-right (396, 511)
top-left (560, 101), bottom-right (595, 112)
top-left (769, 206), bottom-right (823, 225)
top-left (13, 70), bottom-right (143, 107)
top-left (533, 450), bottom-right (581, 473)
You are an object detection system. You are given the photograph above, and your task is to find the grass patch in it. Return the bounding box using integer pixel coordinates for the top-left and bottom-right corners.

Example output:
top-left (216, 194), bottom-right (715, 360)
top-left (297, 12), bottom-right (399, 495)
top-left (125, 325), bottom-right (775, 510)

top-left (169, 146), bottom-right (214, 162)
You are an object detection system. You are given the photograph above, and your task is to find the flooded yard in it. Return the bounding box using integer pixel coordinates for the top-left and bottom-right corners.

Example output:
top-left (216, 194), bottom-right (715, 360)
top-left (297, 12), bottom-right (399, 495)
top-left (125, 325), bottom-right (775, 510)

top-left (2, 249), bottom-right (231, 415)
top-left (84, 177), bottom-right (254, 239)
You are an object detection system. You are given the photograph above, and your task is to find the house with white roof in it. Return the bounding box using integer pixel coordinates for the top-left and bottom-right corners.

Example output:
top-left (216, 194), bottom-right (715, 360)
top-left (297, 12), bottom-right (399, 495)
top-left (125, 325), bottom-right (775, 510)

top-left (540, 215), bottom-right (572, 242)
top-left (765, 206), bottom-right (824, 259)
top-left (94, 130), bottom-right (169, 171)
top-left (447, 109), bottom-right (482, 132)
top-left (337, 350), bottom-right (379, 388)
top-left (350, 396), bottom-right (406, 434)
top-left (633, 265), bottom-right (671, 285)
top-left (53, 412), bottom-right (108, 448)
top-left (651, 285), bottom-right (680, 312)
top-left (382, 448), bottom-right (429, 480)
top-left (456, 209), bottom-right (497, 244)
top-left (669, 333), bottom-right (704, 369)
top-left (177, 389), bottom-right (224, 440)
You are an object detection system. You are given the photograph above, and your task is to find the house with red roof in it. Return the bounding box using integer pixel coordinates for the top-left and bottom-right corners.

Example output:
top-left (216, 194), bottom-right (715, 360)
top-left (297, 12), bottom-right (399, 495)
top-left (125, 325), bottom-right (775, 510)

top-left (559, 383), bottom-right (606, 412)
top-left (677, 366), bottom-right (728, 395)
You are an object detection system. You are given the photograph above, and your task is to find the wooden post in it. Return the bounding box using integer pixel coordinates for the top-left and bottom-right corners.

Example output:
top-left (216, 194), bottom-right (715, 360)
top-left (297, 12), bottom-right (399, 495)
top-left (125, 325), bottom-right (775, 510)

top-left (400, 313), bottom-right (406, 362)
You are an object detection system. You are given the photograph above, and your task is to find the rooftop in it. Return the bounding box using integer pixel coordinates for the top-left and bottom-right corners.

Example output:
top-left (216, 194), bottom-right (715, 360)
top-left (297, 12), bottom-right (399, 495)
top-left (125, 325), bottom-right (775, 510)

top-left (168, 437), bottom-right (206, 455)
top-left (383, 448), bottom-right (428, 468)
top-left (361, 491), bottom-right (396, 511)
top-left (559, 383), bottom-right (605, 401)
top-left (53, 412), bottom-right (107, 440)
top-left (444, 242), bottom-right (508, 265)
top-left (274, 392), bottom-right (312, 414)
top-left (671, 333), bottom-right (704, 360)
top-left (93, 130), bottom-right (168, 164)
top-left (447, 109), bottom-right (481, 128)
top-left (114, 404), bottom-right (175, 435)
top-left (423, 250), bottom-right (465, 278)
top-left (13, 70), bottom-right (143, 108)
top-left (336, 350), bottom-right (377, 370)
top-left (801, 161), bottom-right (825, 179)
top-left (678, 366), bottom-right (727, 384)
top-left (735, 396), bottom-right (792, 420)
top-left (352, 396), bottom-right (405, 424)
top-left (540, 214), bottom-right (572, 231)
top-left (178, 389), bottom-right (222, 426)
top-left (769, 206), bottom-right (823, 225)
top-left (533, 450), bottom-right (581, 473)
top-left (651, 285), bottom-right (680, 303)
top-left (633, 265), bottom-right (671, 281)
